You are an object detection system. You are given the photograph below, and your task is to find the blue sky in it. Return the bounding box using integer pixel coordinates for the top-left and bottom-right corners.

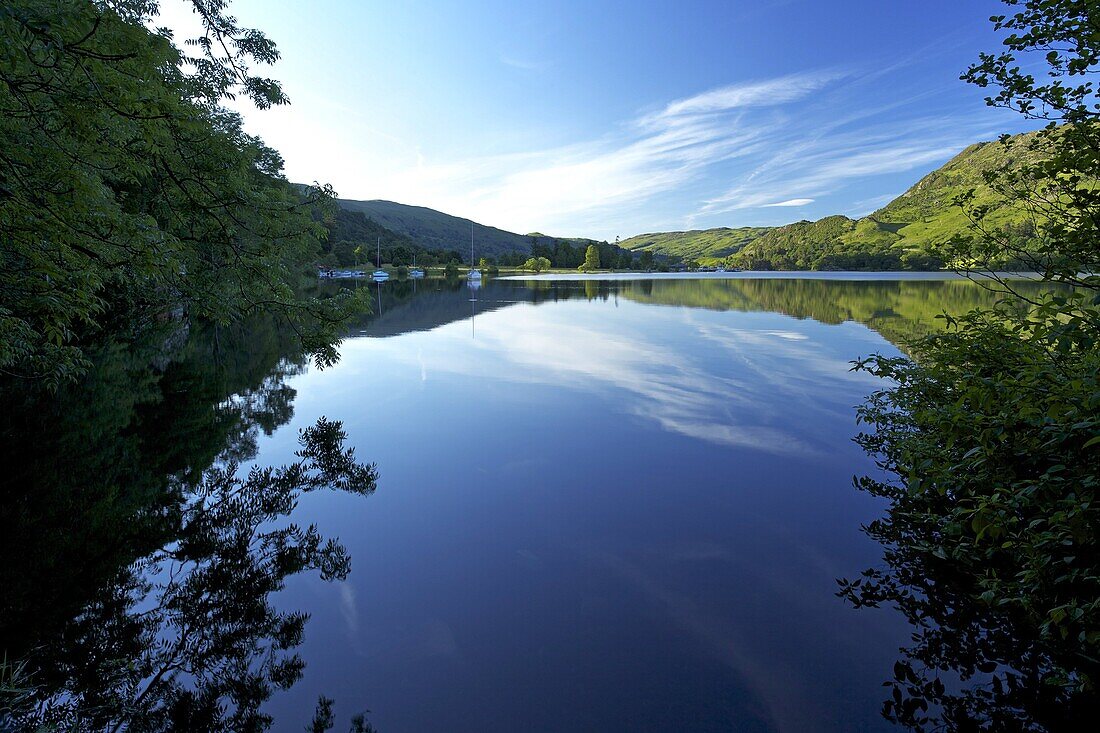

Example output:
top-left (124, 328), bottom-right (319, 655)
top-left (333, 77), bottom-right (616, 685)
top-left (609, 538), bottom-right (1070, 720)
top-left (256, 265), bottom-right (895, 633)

top-left (161, 0), bottom-right (1037, 240)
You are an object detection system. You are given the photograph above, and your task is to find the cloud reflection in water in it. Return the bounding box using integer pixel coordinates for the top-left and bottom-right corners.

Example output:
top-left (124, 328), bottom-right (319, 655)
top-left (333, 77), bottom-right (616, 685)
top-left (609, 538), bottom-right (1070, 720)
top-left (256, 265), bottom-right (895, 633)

top-left (357, 299), bottom-right (882, 457)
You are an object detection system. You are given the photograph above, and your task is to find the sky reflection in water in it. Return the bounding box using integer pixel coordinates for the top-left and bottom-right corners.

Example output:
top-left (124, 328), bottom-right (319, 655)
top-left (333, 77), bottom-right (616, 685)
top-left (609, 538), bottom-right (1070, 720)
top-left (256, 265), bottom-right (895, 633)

top-left (255, 278), bottom-right (942, 732)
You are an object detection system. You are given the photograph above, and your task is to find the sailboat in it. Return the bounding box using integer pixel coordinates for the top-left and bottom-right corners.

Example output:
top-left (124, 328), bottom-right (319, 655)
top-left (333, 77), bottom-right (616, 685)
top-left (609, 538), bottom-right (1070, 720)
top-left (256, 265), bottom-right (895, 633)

top-left (372, 236), bottom-right (389, 282)
top-left (468, 268), bottom-right (479, 339)
top-left (467, 223), bottom-right (482, 282)
top-left (409, 253), bottom-right (425, 279)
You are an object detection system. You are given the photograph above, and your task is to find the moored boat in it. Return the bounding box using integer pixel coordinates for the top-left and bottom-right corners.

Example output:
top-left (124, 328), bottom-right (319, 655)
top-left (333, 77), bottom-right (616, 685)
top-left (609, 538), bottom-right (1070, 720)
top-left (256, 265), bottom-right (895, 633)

top-left (467, 224), bottom-right (482, 281)
top-left (372, 236), bottom-right (390, 281)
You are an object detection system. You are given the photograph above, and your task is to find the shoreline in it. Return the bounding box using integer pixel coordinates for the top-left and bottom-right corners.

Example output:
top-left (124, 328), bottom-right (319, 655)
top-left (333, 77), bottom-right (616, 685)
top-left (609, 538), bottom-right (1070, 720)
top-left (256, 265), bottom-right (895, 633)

top-left (496, 270), bottom-right (1044, 282)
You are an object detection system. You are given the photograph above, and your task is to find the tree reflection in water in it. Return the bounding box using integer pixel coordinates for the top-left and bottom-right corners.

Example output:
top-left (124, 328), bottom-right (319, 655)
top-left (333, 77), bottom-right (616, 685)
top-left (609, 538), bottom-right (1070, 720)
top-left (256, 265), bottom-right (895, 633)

top-left (839, 337), bottom-right (1099, 732)
top-left (838, 525), bottom-right (1099, 731)
top-left (0, 319), bottom-right (377, 732)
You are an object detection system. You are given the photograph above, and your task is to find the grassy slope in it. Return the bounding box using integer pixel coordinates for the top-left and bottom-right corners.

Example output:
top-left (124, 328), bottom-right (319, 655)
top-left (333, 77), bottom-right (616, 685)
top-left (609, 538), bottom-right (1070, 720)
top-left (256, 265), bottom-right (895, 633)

top-left (870, 133), bottom-right (1041, 246)
top-left (337, 199), bottom-right (598, 259)
top-left (619, 227), bottom-right (771, 260)
top-left (623, 131), bottom-right (1043, 269)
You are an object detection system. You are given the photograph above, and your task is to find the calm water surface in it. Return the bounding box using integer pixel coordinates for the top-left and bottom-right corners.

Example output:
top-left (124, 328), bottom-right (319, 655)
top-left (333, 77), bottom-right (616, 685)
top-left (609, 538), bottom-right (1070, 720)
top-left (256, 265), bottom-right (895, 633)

top-left (256, 276), bottom-right (1026, 732)
top-left (1, 275), bottom-right (1050, 732)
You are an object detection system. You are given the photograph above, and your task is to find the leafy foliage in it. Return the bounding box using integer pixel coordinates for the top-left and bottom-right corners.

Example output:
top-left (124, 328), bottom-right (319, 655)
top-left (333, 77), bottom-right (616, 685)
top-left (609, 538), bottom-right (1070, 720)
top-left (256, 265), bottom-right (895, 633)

top-left (579, 244), bottom-right (601, 271)
top-left (522, 256), bottom-right (552, 273)
top-left (839, 2), bottom-right (1100, 729)
top-left (843, 301), bottom-right (1100, 730)
top-left (0, 0), bottom-right (366, 386)
top-left (2, 415), bottom-right (377, 732)
top-left (18, 416), bottom-right (374, 730)
top-left (308, 696), bottom-right (380, 733)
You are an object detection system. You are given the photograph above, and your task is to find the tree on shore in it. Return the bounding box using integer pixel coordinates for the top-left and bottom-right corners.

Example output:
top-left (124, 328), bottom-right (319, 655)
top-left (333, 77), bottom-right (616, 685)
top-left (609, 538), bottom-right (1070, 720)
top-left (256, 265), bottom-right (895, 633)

top-left (839, 2), bottom-right (1100, 729)
top-left (522, 256), bottom-right (551, 273)
top-left (0, 0), bottom-right (367, 387)
top-left (579, 244), bottom-right (601, 272)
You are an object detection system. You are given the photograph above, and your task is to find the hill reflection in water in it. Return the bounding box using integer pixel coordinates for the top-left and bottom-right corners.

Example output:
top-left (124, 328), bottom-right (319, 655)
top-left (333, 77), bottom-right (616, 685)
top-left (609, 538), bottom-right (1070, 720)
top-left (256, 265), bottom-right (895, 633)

top-left (335, 274), bottom-right (1054, 349)
top-left (1, 274), bottom-right (1066, 732)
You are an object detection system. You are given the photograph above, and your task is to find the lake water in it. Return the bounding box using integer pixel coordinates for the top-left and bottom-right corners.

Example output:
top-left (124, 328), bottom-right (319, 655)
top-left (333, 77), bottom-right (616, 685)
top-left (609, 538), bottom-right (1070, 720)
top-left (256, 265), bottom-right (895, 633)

top-left (257, 274), bottom-right (1028, 732)
top-left (0, 275), bottom-right (1050, 732)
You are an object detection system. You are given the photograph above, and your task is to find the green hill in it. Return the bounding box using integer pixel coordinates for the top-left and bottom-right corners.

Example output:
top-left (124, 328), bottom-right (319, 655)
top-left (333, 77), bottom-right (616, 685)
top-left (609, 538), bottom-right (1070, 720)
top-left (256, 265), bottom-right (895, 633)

top-left (622, 130), bottom-right (1045, 270)
top-left (335, 198), bottom-right (600, 259)
top-left (619, 227), bottom-right (771, 260)
top-left (869, 133), bottom-right (1041, 246)
top-left (733, 215), bottom-right (933, 270)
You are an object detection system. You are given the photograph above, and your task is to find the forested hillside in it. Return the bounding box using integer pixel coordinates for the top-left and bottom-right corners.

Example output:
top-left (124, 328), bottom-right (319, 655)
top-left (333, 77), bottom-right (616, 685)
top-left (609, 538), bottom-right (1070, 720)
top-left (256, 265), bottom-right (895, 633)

top-left (872, 133), bottom-right (1042, 239)
top-left (733, 215), bottom-right (941, 270)
top-left (315, 207), bottom-right (476, 267)
top-left (336, 198), bottom-right (606, 260)
top-left (333, 198), bottom-right (636, 266)
top-left (337, 199), bottom-right (534, 258)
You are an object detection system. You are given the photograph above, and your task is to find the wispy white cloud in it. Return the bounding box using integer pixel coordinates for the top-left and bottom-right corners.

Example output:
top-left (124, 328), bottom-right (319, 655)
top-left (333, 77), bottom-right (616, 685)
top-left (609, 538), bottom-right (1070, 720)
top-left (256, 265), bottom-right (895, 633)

top-left (691, 118), bottom-right (981, 221)
top-left (761, 198), bottom-right (814, 207)
top-left (368, 72), bottom-right (837, 234)
top-left (652, 72), bottom-right (844, 120)
top-left (358, 303), bottom-right (876, 455)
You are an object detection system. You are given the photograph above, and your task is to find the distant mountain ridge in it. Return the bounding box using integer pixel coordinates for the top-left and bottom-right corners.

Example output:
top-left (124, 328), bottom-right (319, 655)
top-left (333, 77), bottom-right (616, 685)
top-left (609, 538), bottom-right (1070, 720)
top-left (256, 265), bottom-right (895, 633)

top-left (335, 198), bottom-right (599, 258)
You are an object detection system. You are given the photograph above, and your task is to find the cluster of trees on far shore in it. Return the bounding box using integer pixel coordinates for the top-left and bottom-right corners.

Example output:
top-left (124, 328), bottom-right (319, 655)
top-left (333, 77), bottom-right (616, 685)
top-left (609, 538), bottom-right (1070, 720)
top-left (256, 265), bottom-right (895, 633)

top-left (517, 245), bottom-right (661, 272)
top-left (514, 238), bottom-right (640, 270)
